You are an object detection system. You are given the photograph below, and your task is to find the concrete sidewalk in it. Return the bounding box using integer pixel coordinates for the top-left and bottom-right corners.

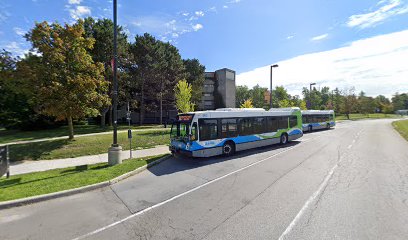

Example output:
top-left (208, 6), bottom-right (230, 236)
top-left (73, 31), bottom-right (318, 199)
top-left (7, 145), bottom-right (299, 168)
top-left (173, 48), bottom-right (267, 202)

top-left (9, 145), bottom-right (170, 175)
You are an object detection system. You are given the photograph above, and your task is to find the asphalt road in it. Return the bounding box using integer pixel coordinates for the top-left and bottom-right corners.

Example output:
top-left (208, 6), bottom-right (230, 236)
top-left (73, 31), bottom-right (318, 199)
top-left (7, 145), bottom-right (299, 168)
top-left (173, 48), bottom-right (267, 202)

top-left (1, 119), bottom-right (407, 240)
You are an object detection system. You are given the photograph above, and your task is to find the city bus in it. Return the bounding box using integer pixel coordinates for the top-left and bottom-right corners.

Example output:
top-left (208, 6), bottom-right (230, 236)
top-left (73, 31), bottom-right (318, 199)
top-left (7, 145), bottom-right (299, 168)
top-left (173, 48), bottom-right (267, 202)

top-left (301, 110), bottom-right (335, 132)
top-left (170, 107), bottom-right (303, 157)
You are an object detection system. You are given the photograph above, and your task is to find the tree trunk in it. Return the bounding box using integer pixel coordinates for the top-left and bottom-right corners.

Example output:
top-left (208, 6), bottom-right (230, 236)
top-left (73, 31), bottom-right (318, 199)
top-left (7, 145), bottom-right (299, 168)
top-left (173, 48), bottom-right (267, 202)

top-left (160, 91), bottom-right (163, 125)
top-left (101, 108), bottom-right (109, 128)
top-left (68, 116), bottom-right (74, 140)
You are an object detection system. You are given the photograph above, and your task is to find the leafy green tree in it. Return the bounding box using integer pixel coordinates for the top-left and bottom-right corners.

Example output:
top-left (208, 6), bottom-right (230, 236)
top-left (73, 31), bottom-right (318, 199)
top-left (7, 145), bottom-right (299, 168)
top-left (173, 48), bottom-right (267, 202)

top-left (174, 80), bottom-right (194, 113)
top-left (392, 92), bottom-right (408, 111)
top-left (341, 87), bottom-right (357, 119)
top-left (183, 59), bottom-right (205, 106)
top-left (250, 84), bottom-right (268, 108)
top-left (240, 99), bottom-right (253, 108)
top-left (26, 21), bottom-right (110, 139)
top-left (83, 17), bottom-right (129, 127)
top-left (236, 85), bottom-right (252, 108)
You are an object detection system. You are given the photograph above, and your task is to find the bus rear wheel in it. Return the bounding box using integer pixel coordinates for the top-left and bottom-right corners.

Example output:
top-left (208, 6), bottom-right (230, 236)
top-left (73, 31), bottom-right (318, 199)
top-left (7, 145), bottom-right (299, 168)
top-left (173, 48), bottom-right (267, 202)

top-left (223, 141), bottom-right (235, 156)
top-left (308, 126), bottom-right (313, 132)
top-left (326, 123), bottom-right (331, 129)
top-left (280, 133), bottom-right (288, 145)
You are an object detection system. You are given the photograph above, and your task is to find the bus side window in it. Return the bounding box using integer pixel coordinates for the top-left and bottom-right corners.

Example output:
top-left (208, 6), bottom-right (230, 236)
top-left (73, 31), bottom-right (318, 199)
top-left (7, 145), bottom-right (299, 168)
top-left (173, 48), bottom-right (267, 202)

top-left (278, 117), bottom-right (288, 129)
top-left (199, 119), bottom-right (218, 141)
top-left (267, 117), bottom-right (278, 132)
top-left (239, 118), bottom-right (253, 136)
top-left (290, 116), bottom-right (297, 128)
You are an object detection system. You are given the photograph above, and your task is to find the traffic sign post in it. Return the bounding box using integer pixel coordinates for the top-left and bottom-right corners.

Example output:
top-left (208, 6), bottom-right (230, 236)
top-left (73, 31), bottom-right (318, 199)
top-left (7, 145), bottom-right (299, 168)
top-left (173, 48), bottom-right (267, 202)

top-left (127, 102), bottom-right (133, 159)
top-left (0, 145), bottom-right (10, 178)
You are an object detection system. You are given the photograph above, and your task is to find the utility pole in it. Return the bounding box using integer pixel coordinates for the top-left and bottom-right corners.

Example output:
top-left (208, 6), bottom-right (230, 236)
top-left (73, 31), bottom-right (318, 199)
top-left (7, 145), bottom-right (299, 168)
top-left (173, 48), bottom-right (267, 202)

top-left (108, 0), bottom-right (122, 165)
top-left (270, 64), bottom-right (279, 109)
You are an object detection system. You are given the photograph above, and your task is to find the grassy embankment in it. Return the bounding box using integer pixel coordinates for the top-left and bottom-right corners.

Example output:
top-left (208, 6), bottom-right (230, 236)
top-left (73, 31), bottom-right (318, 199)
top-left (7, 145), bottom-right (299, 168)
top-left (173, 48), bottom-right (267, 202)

top-left (336, 113), bottom-right (400, 121)
top-left (392, 119), bottom-right (408, 142)
top-left (0, 154), bottom-right (168, 202)
top-left (7, 129), bottom-right (170, 162)
top-left (0, 124), bottom-right (168, 144)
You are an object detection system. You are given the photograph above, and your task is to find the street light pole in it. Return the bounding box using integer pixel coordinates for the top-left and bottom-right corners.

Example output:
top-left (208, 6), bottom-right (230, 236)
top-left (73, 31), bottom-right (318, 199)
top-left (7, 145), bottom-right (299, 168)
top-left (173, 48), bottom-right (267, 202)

top-left (309, 82), bottom-right (316, 109)
top-left (108, 0), bottom-right (122, 165)
top-left (270, 64), bottom-right (279, 109)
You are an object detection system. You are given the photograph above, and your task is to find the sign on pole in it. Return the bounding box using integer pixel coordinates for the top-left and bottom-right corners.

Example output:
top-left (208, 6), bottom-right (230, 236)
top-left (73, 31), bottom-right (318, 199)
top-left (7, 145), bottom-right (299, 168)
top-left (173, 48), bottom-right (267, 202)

top-left (0, 145), bottom-right (10, 178)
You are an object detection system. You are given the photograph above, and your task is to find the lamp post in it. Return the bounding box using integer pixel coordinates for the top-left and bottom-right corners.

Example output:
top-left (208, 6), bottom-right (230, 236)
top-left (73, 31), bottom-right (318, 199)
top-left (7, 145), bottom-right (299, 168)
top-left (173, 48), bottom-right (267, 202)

top-left (309, 82), bottom-right (316, 109)
top-left (270, 64), bottom-right (279, 109)
top-left (108, 0), bottom-right (122, 165)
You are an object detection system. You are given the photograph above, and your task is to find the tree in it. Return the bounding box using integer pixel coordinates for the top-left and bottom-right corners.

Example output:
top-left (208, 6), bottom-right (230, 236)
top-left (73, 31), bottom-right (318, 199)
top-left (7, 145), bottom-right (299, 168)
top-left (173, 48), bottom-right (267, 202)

top-left (250, 84), bottom-right (268, 108)
top-left (341, 87), bottom-right (357, 119)
top-left (83, 17), bottom-right (129, 127)
top-left (26, 21), bottom-right (110, 139)
top-left (236, 85), bottom-right (251, 108)
top-left (240, 99), bottom-right (253, 108)
top-left (392, 92), bottom-right (408, 111)
top-left (183, 59), bottom-right (205, 106)
top-left (174, 80), bottom-right (194, 113)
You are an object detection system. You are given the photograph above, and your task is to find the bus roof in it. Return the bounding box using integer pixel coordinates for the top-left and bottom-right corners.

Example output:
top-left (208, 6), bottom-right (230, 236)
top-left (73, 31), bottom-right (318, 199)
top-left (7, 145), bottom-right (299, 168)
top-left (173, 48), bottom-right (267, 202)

top-left (301, 110), bottom-right (334, 115)
top-left (186, 107), bottom-right (301, 119)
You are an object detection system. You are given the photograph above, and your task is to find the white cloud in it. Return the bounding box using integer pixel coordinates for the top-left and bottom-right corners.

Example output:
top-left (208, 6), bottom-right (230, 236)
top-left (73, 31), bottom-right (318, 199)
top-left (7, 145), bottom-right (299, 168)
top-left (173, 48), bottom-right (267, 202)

top-left (4, 41), bottom-right (29, 57)
top-left (228, 0), bottom-right (241, 3)
top-left (347, 0), bottom-right (408, 29)
top-left (311, 33), bottom-right (328, 41)
top-left (192, 23), bottom-right (203, 31)
top-left (286, 35), bottom-right (294, 40)
top-left (223, 5), bottom-right (229, 9)
top-left (69, 5), bottom-right (91, 20)
top-left (236, 30), bottom-right (408, 98)
top-left (195, 11), bottom-right (205, 17)
top-left (68, 0), bottom-right (82, 4)
top-left (13, 27), bottom-right (25, 36)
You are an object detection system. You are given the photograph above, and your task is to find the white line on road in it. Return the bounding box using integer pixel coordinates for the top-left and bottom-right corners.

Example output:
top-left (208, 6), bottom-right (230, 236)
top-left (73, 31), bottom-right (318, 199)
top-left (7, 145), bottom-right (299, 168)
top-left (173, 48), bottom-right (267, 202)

top-left (72, 140), bottom-right (312, 240)
top-left (347, 144), bottom-right (352, 149)
top-left (278, 162), bottom-right (339, 240)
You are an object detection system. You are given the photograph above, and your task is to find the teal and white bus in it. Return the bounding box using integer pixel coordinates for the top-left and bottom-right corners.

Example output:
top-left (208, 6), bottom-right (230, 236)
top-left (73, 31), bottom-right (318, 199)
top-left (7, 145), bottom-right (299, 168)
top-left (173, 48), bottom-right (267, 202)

top-left (170, 107), bottom-right (303, 157)
top-left (301, 110), bottom-right (335, 132)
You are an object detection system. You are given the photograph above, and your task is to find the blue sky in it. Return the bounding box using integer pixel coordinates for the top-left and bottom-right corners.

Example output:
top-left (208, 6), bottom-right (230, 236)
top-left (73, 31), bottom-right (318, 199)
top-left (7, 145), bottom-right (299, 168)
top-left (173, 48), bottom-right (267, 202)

top-left (1, 0), bottom-right (408, 97)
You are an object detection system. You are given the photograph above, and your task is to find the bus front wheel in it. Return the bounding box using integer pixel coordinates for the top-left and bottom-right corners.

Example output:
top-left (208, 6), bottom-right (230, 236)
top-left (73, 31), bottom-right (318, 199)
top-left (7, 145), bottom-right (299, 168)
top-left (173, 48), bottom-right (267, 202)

top-left (223, 141), bottom-right (235, 156)
top-left (280, 133), bottom-right (288, 145)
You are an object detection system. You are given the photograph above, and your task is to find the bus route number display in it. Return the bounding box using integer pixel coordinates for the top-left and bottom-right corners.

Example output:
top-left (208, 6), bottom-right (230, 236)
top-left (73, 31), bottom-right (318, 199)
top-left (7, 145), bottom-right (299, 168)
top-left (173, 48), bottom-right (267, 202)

top-left (178, 115), bottom-right (193, 122)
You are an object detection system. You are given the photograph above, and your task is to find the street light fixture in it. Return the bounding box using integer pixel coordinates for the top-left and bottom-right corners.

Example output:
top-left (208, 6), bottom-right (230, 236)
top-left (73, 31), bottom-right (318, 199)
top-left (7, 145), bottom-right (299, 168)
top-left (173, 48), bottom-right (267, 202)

top-left (108, 0), bottom-right (122, 165)
top-left (309, 82), bottom-right (316, 109)
top-left (270, 64), bottom-right (279, 109)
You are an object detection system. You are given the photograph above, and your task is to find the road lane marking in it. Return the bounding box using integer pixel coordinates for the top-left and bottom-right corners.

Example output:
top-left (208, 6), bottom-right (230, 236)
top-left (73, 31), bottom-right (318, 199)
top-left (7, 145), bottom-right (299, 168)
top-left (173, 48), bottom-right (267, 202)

top-left (347, 144), bottom-right (352, 149)
top-left (72, 140), bottom-right (312, 240)
top-left (278, 162), bottom-right (339, 240)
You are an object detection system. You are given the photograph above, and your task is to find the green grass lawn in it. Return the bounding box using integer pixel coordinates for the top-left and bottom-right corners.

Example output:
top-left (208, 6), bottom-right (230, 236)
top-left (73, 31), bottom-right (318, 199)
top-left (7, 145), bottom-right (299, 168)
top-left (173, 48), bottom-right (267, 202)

top-left (0, 154), bottom-right (168, 202)
top-left (392, 119), bottom-right (408, 142)
top-left (0, 124), bottom-right (168, 144)
top-left (9, 129), bottom-right (170, 162)
top-left (336, 113), bottom-right (400, 121)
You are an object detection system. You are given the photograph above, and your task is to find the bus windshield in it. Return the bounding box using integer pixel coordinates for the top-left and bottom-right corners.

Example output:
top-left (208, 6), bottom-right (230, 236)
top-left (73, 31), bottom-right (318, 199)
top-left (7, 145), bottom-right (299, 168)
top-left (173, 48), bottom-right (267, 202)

top-left (170, 122), bottom-right (190, 141)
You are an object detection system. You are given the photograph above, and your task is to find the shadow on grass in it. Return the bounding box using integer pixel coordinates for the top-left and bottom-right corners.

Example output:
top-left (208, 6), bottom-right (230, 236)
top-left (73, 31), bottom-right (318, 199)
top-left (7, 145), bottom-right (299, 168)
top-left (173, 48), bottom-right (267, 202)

top-left (0, 163), bottom-right (110, 189)
top-left (9, 139), bottom-right (70, 162)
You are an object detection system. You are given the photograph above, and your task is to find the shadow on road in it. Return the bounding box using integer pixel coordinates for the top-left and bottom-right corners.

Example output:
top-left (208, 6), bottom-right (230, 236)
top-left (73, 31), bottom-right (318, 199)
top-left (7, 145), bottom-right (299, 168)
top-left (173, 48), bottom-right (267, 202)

top-left (148, 141), bottom-right (301, 176)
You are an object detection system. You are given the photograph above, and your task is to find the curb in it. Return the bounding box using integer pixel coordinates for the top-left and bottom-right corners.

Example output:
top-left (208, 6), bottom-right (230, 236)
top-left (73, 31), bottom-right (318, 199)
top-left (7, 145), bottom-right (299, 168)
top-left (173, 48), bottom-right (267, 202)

top-left (0, 154), bottom-right (171, 210)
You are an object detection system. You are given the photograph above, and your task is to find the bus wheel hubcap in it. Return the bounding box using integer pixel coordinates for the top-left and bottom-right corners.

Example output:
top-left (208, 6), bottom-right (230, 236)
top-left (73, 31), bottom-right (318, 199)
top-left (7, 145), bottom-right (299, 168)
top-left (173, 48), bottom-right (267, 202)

top-left (224, 145), bottom-right (231, 153)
